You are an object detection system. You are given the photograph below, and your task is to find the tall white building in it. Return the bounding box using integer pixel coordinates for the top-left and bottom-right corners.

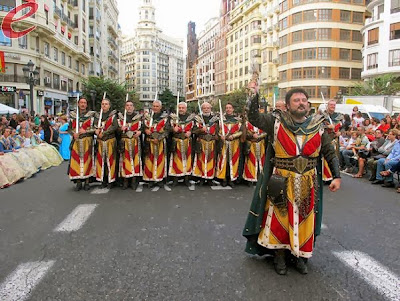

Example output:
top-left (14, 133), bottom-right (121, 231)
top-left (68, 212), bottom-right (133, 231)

top-left (88, 0), bottom-right (122, 82)
top-left (121, 35), bottom-right (136, 92)
top-left (361, 0), bottom-right (400, 79)
top-left (196, 17), bottom-right (220, 102)
top-left (0, 0), bottom-right (91, 114)
top-left (122, 0), bottom-right (185, 103)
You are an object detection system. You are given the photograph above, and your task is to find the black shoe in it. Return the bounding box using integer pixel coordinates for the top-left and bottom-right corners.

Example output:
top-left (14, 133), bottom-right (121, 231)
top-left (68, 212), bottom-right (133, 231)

top-left (75, 181), bottom-right (82, 191)
top-left (228, 180), bottom-right (235, 188)
top-left (221, 180), bottom-right (228, 187)
top-left (122, 179), bottom-right (129, 190)
top-left (172, 178), bottom-right (178, 187)
top-left (132, 179), bottom-right (139, 190)
top-left (107, 183), bottom-right (112, 189)
top-left (382, 181), bottom-right (395, 188)
top-left (295, 257), bottom-right (308, 275)
top-left (102, 181), bottom-right (108, 188)
top-left (273, 251), bottom-right (287, 275)
top-left (371, 180), bottom-right (384, 185)
top-left (184, 176), bottom-right (190, 187)
top-left (368, 176), bottom-right (376, 181)
top-left (83, 183), bottom-right (90, 191)
top-left (247, 181), bottom-right (252, 187)
top-left (198, 179), bottom-right (204, 186)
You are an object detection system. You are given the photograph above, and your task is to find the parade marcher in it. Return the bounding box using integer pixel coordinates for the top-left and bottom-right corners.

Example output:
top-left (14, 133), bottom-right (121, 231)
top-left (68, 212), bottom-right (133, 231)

top-left (69, 98), bottom-right (96, 191)
top-left (275, 100), bottom-right (287, 112)
top-left (95, 98), bottom-right (118, 189)
top-left (242, 119), bottom-right (267, 184)
top-left (323, 99), bottom-right (343, 182)
top-left (242, 87), bottom-right (341, 275)
top-left (192, 102), bottom-right (219, 185)
top-left (143, 100), bottom-right (170, 188)
top-left (169, 102), bottom-right (195, 187)
top-left (118, 100), bottom-right (143, 190)
top-left (216, 103), bottom-right (242, 187)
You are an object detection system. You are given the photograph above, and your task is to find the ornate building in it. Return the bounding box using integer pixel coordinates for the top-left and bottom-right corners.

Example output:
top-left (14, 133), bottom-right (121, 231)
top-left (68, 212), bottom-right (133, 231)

top-left (185, 22), bottom-right (198, 101)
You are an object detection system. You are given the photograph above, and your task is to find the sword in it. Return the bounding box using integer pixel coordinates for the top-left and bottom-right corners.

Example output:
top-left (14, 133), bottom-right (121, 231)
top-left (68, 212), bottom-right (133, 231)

top-left (219, 99), bottom-right (225, 138)
top-left (321, 92), bottom-right (333, 125)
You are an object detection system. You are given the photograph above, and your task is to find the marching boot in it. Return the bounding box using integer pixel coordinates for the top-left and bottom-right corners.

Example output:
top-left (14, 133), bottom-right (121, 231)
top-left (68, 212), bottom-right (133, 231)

top-left (75, 180), bottom-right (82, 191)
top-left (132, 178), bottom-right (139, 190)
top-left (228, 180), bottom-right (235, 188)
top-left (122, 178), bottom-right (129, 190)
top-left (102, 181), bottom-right (108, 188)
top-left (172, 177), bottom-right (178, 187)
top-left (295, 257), bottom-right (308, 275)
top-left (199, 179), bottom-right (205, 186)
top-left (274, 250), bottom-right (288, 275)
top-left (184, 176), bottom-right (190, 187)
top-left (221, 180), bottom-right (228, 187)
top-left (83, 179), bottom-right (90, 191)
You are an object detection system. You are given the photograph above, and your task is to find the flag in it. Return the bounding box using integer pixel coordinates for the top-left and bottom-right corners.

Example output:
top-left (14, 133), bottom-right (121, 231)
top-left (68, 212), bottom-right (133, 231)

top-left (0, 51), bottom-right (5, 73)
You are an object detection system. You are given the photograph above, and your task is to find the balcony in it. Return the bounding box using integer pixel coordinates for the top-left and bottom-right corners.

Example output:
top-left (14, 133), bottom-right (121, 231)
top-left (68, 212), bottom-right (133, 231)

top-left (109, 65), bottom-right (118, 74)
top-left (108, 51), bottom-right (118, 61)
top-left (108, 38), bottom-right (118, 49)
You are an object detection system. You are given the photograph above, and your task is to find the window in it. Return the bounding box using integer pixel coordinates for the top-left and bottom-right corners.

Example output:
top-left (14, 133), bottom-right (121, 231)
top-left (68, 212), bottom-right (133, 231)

top-left (292, 31), bottom-right (302, 43)
top-left (351, 68), bottom-right (362, 79)
top-left (293, 12), bottom-right (302, 24)
top-left (280, 35), bottom-right (288, 47)
top-left (318, 67), bottom-right (331, 78)
top-left (282, 0), bottom-right (288, 11)
top-left (391, 0), bottom-right (400, 13)
top-left (44, 42), bottom-right (50, 57)
top-left (390, 22), bottom-right (400, 40)
top-left (53, 47), bottom-right (58, 62)
top-left (318, 86), bottom-right (330, 99)
top-left (75, 60), bottom-right (79, 72)
top-left (352, 30), bottom-right (363, 42)
top-left (35, 37), bottom-right (39, 53)
top-left (281, 17), bottom-right (288, 30)
top-left (319, 9), bottom-right (332, 21)
top-left (352, 49), bottom-right (362, 61)
top-left (353, 12), bottom-right (364, 23)
top-left (340, 29), bottom-right (351, 41)
top-left (304, 87), bottom-right (316, 98)
top-left (303, 10), bottom-right (317, 22)
top-left (367, 53), bottom-right (378, 69)
top-left (81, 64), bottom-right (85, 75)
top-left (61, 52), bottom-right (65, 65)
top-left (318, 48), bottom-right (331, 59)
top-left (304, 29), bottom-right (316, 41)
top-left (340, 10), bottom-right (351, 22)
top-left (45, 10), bottom-right (49, 25)
top-left (318, 28), bottom-right (331, 40)
top-left (292, 68), bottom-right (302, 79)
top-left (68, 79), bottom-right (73, 92)
top-left (368, 28), bottom-right (379, 45)
top-left (292, 50), bottom-right (302, 61)
top-left (389, 49), bottom-right (400, 66)
top-left (68, 56), bottom-right (72, 68)
top-left (281, 52), bottom-right (288, 64)
top-left (280, 70), bottom-right (287, 81)
top-left (303, 67), bottom-right (316, 78)
top-left (53, 73), bottom-right (60, 89)
top-left (74, 36), bottom-right (78, 45)
top-left (339, 68), bottom-right (350, 79)
top-left (340, 48), bottom-right (350, 60)
top-left (304, 48), bottom-right (316, 59)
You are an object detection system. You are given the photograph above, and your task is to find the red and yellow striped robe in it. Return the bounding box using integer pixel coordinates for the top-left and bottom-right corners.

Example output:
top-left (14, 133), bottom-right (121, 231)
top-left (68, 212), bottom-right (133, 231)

top-left (243, 121), bottom-right (266, 182)
top-left (169, 119), bottom-right (194, 177)
top-left (192, 123), bottom-right (218, 179)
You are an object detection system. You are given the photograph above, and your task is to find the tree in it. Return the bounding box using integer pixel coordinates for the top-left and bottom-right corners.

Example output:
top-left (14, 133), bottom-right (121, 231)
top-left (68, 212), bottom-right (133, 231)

top-left (351, 74), bottom-right (400, 96)
top-left (128, 90), bottom-right (143, 111)
top-left (82, 76), bottom-right (127, 111)
top-left (215, 87), bottom-right (248, 114)
top-left (159, 88), bottom-right (176, 112)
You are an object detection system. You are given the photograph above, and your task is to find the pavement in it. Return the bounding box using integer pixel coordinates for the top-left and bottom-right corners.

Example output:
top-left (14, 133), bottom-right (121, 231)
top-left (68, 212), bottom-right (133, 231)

top-left (0, 163), bottom-right (399, 301)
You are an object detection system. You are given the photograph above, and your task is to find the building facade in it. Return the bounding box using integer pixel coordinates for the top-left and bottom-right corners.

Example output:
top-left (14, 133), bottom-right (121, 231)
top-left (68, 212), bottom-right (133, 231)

top-left (362, 0), bottom-right (400, 79)
top-left (0, 0), bottom-right (91, 114)
top-left (277, 0), bottom-right (366, 101)
top-left (197, 17), bottom-right (220, 102)
top-left (185, 21), bottom-right (198, 101)
top-left (226, 0), bottom-right (263, 93)
top-left (121, 35), bottom-right (136, 92)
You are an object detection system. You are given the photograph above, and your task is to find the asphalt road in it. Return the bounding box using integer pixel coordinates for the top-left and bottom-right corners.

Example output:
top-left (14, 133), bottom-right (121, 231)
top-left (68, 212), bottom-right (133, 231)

top-left (0, 163), bottom-right (399, 301)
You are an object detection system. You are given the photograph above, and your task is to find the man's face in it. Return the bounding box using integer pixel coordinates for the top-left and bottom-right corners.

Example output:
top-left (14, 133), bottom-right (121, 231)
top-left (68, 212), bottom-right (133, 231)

top-left (375, 130), bottom-right (382, 138)
top-left (178, 104), bottom-right (187, 115)
top-left (202, 104), bottom-right (211, 115)
top-left (1, 117), bottom-right (6, 124)
top-left (78, 99), bottom-right (88, 111)
top-left (12, 114), bottom-right (16, 120)
top-left (152, 101), bottom-right (161, 113)
top-left (125, 102), bottom-right (134, 114)
top-left (275, 101), bottom-right (286, 111)
top-left (101, 100), bottom-right (110, 112)
top-left (327, 101), bottom-right (336, 114)
top-left (225, 104), bottom-right (234, 115)
top-left (288, 93), bottom-right (308, 119)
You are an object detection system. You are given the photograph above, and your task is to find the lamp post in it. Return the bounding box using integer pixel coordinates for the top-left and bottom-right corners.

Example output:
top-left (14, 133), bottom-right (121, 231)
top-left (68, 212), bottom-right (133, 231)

top-left (90, 90), bottom-right (97, 111)
top-left (22, 60), bottom-right (39, 117)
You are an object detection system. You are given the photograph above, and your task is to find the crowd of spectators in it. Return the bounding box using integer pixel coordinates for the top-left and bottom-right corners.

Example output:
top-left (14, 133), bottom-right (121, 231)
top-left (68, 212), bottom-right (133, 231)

top-left (338, 108), bottom-right (400, 193)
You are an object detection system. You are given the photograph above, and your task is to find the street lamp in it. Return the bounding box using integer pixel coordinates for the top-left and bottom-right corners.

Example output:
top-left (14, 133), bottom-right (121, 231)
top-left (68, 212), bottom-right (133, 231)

top-left (22, 60), bottom-right (39, 116)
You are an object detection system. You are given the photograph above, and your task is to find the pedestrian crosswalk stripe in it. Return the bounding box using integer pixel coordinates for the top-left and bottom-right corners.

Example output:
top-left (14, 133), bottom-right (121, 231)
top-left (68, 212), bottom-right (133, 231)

top-left (54, 204), bottom-right (98, 232)
top-left (90, 187), bottom-right (109, 194)
top-left (136, 182), bottom-right (144, 192)
top-left (151, 186), bottom-right (160, 192)
top-left (0, 260), bottom-right (55, 301)
top-left (333, 251), bottom-right (400, 301)
top-left (210, 186), bottom-right (232, 190)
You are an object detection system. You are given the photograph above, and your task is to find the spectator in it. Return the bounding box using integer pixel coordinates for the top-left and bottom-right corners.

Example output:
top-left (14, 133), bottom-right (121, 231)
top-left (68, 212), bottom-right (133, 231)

top-left (351, 127), bottom-right (371, 178)
top-left (377, 118), bottom-right (390, 133)
top-left (342, 114), bottom-right (352, 131)
top-left (380, 161), bottom-right (400, 193)
top-left (58, 115), bottom-right (71, 160)
top-left (351, 106), bottom-right (359, 119)
top-left (390, 118), bottom-right (398, 130)
top-left (385, 115), bottom-right (392, 126)
top-left (340, 131), bottom-right (358, 171)
top-left (372, 129), bottom-right (400, 187)
top-left (40, 115), bottom-right (53, 144)
top-left (9, 113), bottom-right (18, 129)
top-left (339, 130), bottom-right (350, 151)
top-left (34, 114), bottom-right (40, 126)
top-left (1, 116), bottom-right (8, 127)
top-left (370, 118), bottom-right (380, 131)
top-left (352, 111), bottom-right (365, 128)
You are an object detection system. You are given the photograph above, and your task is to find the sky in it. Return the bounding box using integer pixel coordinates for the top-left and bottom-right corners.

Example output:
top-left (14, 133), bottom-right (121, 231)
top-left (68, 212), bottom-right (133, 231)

top-left (117, 0), bottom-right (221, 40)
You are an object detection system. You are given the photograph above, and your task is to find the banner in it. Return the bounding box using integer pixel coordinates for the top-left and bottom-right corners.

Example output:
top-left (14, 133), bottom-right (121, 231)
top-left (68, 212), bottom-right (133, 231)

top-left (0, 51), bottom-right (5, 73)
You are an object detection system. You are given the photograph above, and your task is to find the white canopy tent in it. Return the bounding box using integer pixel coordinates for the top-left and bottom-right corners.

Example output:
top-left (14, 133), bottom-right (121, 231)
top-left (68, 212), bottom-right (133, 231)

top-left (0, 103), bottom-right (19, 115)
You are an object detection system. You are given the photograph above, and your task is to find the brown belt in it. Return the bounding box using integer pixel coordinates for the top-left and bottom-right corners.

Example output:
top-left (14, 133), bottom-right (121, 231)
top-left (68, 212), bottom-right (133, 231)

top-left (173, 133), bottom-right (188, 140)
top-left (77, 133), bottom-right (93, 139)
top-left (198, 134), bottom-right (216, 141)
top-left (97, 134), bottom-right (115, 141)
top-left (274, 157), bottom-right (317, 174)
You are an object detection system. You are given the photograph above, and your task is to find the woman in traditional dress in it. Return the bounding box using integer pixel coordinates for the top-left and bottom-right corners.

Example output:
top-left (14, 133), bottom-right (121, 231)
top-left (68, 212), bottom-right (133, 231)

top-left (0, 128), bottom-right (27, 182)
top-left (58, 115), bottom-right (71, 160)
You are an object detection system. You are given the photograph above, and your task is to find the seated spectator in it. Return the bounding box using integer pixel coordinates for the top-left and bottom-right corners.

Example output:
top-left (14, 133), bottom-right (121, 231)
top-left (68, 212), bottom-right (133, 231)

top-left (372, 129), bottom-right (400, 187)
top-left (351, 106), bottom-right (359, 119)
top-left (377, 118), bottom-right (390, 133)
top-left (390, 118), bottom-right (398, 130)
top-left (351, 127), bottom-right (371, 178)
top-left (342, 114), bottom-right (352, 132)
top-left (380, 161), bottom-right (400, 193)
top-left (340, 131), bottom-right (358, 169)
top-left (9, 113), bottom-right (18, 129)
top-left (341, 129), bottom-right (369, 173)
top-left (370, 118), bottom-right (380, 132)
top-left (364, 118), bottom-right (373, 132)
top-left (352, 111), bottom-right (365, 128)
top-left (339, 130), bottom-right (350, 151)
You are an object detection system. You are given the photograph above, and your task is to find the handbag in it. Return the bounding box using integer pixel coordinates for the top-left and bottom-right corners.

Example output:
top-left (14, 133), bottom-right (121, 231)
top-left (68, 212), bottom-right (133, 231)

top-left (266, 174), bottom-right (288, 208)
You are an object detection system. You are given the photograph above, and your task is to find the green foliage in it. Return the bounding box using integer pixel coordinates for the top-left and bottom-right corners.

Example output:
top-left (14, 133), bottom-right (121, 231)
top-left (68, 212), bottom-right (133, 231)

top-left (128, 90), bottom-right (143, 110)
top-left (351, 74), bottom-right (400, 96)
top-left (82, 76), bottom-right (127, 111)
top-left (214, 87), bottom-right (248, 114)
top-left (159, 88), bottom-right (177, 112)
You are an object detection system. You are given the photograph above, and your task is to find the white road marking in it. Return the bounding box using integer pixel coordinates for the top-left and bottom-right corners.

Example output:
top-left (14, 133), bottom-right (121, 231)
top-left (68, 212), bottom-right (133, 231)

top-left (164, 185), bottom-right (172, 192)
top-left (151, 186), bottom-right (160, 192)
top-left (333, 251), bottom-right (400, 301)
top-left (54, 204), bottom-right (98, 232)
top-left (188, 184), bottom-right (195, 191)
top-left (90, 187), bottom-right (109, 194)
top-left (0, 261), bottom-right (55, 301)
top-left (321, 224), bottom-right (328, 230)
top-left (136, 182), bottom-right (143, 192)
top-left (211, 185), bottom-right (232, 190)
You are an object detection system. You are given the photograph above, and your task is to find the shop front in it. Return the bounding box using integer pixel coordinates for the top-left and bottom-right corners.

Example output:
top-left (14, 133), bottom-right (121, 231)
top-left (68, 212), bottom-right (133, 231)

top-left (0, 86), bottom-right (17, 108)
